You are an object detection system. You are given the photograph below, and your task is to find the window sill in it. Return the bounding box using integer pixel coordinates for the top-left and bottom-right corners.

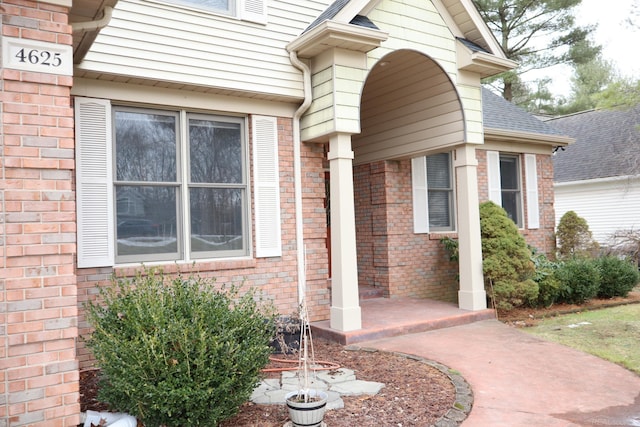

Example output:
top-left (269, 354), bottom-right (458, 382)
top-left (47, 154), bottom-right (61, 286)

top-left (114, 257), bottom-right (257, 277)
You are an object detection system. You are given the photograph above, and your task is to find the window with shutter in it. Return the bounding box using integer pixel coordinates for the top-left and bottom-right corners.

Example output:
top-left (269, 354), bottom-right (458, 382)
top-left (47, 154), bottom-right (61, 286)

top-left (157, 0), bottom-right (267, 23)
top-left (487, 151), bottom-right (524, 228)
top-left (412, 152), bottom-right (455, 233)
top-left (75, 98), bottom-right (254, 266)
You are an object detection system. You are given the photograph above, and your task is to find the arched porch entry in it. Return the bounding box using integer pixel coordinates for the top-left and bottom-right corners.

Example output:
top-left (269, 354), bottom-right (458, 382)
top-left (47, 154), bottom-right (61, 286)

top-left (349, 49), bottom-right (486, 312)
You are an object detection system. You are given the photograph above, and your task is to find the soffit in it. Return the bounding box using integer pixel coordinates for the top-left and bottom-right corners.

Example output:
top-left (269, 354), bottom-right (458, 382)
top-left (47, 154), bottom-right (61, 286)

top-left (70, 0), bottom-right (119, 64)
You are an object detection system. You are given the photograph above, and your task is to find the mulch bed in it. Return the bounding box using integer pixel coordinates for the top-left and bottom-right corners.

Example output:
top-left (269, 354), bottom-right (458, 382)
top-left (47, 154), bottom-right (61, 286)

top-left (497, 290), bottom-right (640, 327)
top-left (80, 339), bottom-right (457, 427)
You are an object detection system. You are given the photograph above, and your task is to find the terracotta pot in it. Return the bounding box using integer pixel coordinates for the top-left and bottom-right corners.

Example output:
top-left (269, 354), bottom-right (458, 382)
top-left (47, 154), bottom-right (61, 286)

top-left (285, 389), bottom-right (328, 427)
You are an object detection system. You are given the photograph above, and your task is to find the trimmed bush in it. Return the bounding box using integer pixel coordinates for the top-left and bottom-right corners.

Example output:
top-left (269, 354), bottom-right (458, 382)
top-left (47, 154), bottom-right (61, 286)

top-left (84, 269), bottom-right (276, 427)
top-left (596, 256), bottom-right (640, 298)
top-left (554, 258), bottom-right (601, 304)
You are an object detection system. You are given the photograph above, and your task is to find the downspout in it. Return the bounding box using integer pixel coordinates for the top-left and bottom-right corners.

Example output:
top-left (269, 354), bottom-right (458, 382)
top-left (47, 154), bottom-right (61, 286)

top-left (287, 50), bottom-right (313, 304)
top-left (71, 6), bottom-right (114, 33)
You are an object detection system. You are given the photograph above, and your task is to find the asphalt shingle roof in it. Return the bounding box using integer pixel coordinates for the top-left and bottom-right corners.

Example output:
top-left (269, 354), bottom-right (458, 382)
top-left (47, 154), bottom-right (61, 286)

top-left (482, 88), bottom-right (566, 136)
top-left (548, 106), bottom-right (640, 182)
top-left (304, 0), bottom-right (379, 33)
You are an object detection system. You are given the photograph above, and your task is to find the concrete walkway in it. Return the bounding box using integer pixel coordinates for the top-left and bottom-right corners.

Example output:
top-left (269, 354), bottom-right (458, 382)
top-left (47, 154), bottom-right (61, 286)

top-left (362, 319), bottom-right (640, 427)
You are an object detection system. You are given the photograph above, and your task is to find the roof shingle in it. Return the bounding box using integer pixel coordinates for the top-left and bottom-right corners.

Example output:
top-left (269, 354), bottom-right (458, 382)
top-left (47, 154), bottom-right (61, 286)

top-left (548, 106), bottom-right (640, 182)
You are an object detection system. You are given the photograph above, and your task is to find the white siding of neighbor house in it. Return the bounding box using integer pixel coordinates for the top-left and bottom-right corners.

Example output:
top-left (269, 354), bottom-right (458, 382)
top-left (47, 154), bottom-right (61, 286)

top-left (76, 0), bottom-right (329, 100)
top-left (554, 176), bottom-right (640, 245)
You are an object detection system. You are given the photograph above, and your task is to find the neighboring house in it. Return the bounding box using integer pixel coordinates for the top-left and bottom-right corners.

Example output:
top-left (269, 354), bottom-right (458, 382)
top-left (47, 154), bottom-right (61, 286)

top-left (550, 106), bottom-right (640, 245)
top-left (1, 0), bottom-right (571, 425)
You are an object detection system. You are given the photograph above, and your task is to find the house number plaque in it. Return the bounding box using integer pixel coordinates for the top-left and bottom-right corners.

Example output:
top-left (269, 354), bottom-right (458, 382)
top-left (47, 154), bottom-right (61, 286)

top-left (2, 37), bottom-right (73, 76)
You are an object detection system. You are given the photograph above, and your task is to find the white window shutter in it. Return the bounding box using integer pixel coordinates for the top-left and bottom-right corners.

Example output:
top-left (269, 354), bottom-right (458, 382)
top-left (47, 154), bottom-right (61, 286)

top-left (411, 157), bottom-right (429, 233)
top-left (486, 151), bottom-right (502, 205)
top-left (252, 115), bottom-right (281, 257)
top-left (239, 0), bottom-right (267, 24)
top-left (525, 154), bottom-right (540, 229)
top-left (75, 97), bottom-right (114, 268)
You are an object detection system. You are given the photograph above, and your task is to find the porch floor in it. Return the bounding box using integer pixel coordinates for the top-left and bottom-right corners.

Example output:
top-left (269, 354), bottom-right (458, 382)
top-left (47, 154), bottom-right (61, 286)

top-left (310, 297), bottom-right (496, 345)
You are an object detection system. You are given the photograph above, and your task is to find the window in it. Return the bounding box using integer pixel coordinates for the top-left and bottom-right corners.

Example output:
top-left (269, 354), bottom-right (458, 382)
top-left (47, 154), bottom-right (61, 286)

top-left (161, 0), bottom-right (234, 15)
top-left (486, 151), bottom-right (540, 229)
top-left (499, 154), bottom-right (522, 227)
top-left (75, 97), bottom-right (281, 268)
top-left (113, 107), bottom-right (247, 263)
top-left (412, 152), bottom-right (455, 233)
top-left (154, 0), bottom-right (268, 23)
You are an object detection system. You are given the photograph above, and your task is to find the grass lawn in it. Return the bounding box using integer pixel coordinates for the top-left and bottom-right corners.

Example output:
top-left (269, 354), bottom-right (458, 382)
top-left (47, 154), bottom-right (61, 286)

top-left (524, 304), bottom-right (640, 375)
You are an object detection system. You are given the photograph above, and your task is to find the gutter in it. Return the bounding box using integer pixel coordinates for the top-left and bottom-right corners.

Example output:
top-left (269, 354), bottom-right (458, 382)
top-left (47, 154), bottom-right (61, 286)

top-left (287, 50), bottom-right (313, 304)
top-left (72, 6), bottom-right (114, 33)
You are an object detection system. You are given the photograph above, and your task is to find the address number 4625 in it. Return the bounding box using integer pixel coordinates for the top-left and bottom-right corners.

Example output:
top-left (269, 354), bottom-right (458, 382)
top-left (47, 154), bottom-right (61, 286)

top-left (15, 48), bottom-right (63, 67)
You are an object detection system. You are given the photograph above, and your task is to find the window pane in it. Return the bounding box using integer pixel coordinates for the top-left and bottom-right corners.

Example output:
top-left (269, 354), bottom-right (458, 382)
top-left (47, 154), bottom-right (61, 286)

top-left (428, 191), bottom-right (450, 228)
top-left (189, 119), bottom-right (242, 184)
top-left (115, 185), bottom-right (178, 257)
top-left (115, 111), bottom-right (177, 182)
top-left (163, 0), bottom-right (230, 12)
top-left (500, 156), bottom-right (519, 190)
top-left (190, 188), bottom-right (244, 254)
top-left (502, 191), bottom-right (520, 225)
top-left (426, 153), bottom-right (450, 189)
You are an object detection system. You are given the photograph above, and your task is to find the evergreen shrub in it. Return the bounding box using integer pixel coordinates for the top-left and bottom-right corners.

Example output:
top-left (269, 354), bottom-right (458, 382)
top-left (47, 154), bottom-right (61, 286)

top-left (556, 211), bottom-right (597, 259)
top-left (84, 269), bottom-right (276, 427)
top-left (479, 201), bottom-right (538, 310)
top-left (554, 257), bottom-right (601, 304)
top-left (596, 255), bottom-right (640, 298)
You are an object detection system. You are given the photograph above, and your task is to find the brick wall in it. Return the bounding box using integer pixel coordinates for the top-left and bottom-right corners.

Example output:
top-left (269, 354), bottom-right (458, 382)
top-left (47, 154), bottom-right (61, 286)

top-left (354, 160), bottom-right (459, 302)
top-left (1, 1), bottom-right (80, 426)
top-left (75, 117), bottom-right (331, 369)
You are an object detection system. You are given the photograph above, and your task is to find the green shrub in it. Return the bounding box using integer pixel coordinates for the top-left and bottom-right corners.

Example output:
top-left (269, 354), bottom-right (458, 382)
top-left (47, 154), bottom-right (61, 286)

top-left (84, 269), bottom-right (276, 427)
top-left (556, 211), bottom-right (598, 259)
top-left (491, 279), bottom-right (539, 311)
top-left (554, 258), bottom-right (601, 304)
top-left (596, 256), bottom-right (640, 298)
top-left (531, 250), bottom-right (562, 307)
top-left (479, 201), bottom-right (537, 310)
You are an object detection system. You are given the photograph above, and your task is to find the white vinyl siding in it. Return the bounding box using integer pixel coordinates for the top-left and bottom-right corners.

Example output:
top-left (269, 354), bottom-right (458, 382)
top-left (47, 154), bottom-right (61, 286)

top-left (76, 0), bottom-right (327, 100)
top-left (252, 115), bottom-right (282, 257)
top-left (76, 97), bottom-right (115, 268)
top-left (555, 176), bottom-right (640, 244)
top-left (525, 154), bottom-right (539, 229)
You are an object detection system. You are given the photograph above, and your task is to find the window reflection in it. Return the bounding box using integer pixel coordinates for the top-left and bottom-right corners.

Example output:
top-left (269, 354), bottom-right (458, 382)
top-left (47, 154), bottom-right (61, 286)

top-left (113, 107), bottom-right (246, 262)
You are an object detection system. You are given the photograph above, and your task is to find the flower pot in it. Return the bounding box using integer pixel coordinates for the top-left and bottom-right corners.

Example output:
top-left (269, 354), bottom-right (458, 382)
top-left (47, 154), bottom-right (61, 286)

top-left (285, 389), bottom-right (328, 427)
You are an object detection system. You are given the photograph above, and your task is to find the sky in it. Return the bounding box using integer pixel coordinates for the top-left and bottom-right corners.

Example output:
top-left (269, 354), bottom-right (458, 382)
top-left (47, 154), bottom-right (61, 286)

top-left (529, 0), bottom-right (640, 97)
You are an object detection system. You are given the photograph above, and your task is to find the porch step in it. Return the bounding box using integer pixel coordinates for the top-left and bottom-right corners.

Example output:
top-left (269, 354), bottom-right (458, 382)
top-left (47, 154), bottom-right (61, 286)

top-left (358, 285), bottom-right (384, 300)
top-left (311, 297), bottom-right (496, 345)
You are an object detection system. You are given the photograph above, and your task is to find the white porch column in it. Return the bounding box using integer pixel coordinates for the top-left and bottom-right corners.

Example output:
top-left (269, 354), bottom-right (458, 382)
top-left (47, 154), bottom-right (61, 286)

top-left (454, 144), bottom-right (487, 310)
top-left (328, 133), bottom-right (362, 331)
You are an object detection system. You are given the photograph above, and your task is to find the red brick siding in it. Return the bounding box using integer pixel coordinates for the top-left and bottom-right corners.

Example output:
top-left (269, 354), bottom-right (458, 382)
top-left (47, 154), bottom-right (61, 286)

top-left (1, 1), bottom-right (79, 426)
top-left (75, 117), bottom-right (330, 369)
top-left (354, 160), bottom-right (458, 301)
